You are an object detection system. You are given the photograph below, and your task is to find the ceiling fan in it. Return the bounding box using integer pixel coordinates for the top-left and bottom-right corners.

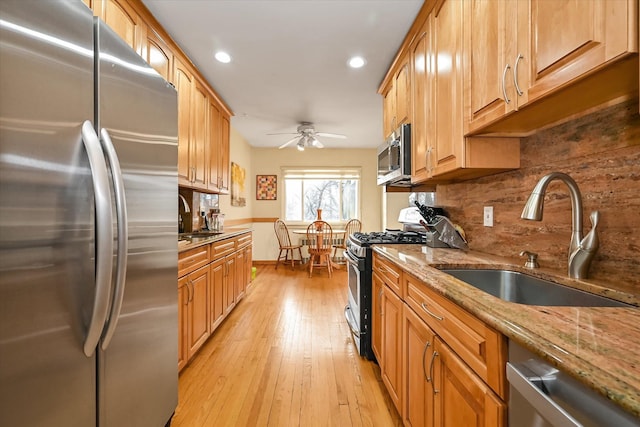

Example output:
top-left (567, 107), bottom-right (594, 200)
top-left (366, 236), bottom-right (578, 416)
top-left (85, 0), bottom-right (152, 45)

top-left (269, 122), bottom-right (347, 150)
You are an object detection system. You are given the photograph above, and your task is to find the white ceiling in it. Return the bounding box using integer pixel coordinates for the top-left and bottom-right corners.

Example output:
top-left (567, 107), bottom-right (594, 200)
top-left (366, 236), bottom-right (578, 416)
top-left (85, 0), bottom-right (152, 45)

top-left (141, 0), bottom-right (423, 149)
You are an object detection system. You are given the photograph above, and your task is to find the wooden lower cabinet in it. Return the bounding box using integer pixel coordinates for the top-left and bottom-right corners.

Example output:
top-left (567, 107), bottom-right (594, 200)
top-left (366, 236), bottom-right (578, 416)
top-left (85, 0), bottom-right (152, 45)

top-left (178, 232), bottom-right (253, 371)
top-left (381, 282), bottom-right (403, 413)
top-left (433, 338), bottom-right (506, 427)
top-left (178, 265), bottom-right (210, 372)
top-left (403, 304), bottom-right (436, 427)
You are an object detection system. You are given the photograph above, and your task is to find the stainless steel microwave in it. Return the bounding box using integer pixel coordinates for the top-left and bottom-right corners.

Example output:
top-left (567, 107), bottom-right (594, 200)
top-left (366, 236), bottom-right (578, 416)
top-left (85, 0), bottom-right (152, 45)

top-left (377, 123), bottom-right (411, 186)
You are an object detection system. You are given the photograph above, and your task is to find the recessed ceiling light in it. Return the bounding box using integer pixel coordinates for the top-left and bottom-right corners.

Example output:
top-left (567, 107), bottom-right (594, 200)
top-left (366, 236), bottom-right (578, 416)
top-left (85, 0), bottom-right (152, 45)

top-left (215, 51), bottom-right (231, 63)
top-left (348, 56), bottom-right (366, 69)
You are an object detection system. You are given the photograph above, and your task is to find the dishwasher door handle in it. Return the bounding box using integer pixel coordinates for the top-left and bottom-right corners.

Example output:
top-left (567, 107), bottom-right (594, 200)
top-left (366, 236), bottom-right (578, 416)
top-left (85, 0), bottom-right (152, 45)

top-left (506, 362), bottom-right (581, 427)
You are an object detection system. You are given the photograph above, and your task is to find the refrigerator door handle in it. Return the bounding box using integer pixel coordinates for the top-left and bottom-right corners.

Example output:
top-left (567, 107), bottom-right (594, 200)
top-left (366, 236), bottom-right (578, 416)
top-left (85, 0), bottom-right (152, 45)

top-left (81, 120), bottom-right (115, 357)
top-left (99, 128), bottom-right (129, 350)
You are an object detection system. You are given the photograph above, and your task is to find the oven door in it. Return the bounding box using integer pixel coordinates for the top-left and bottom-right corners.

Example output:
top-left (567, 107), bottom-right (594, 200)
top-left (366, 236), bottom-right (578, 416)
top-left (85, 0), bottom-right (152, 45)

top-left (344, 250), bottom-right (362, 348)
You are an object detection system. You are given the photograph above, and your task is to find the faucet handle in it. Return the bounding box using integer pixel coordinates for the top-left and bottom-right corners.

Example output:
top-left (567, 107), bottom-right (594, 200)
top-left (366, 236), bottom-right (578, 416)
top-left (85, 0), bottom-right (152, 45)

top-left (519, 250), bottom-right (540, 269)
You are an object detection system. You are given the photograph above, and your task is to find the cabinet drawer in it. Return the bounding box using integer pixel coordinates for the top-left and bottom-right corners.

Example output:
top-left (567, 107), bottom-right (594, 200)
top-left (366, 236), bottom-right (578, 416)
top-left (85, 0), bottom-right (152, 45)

top-left (236, 232), bottom-right (252, 249)
top-left (373, 253), bottom-right (402, 297)
top-left (405, 273), bottom-right (506, 398)
top-left (211, 238), bottom-right (236, 259)
top-left (178, 245), bottom-right (210, 278)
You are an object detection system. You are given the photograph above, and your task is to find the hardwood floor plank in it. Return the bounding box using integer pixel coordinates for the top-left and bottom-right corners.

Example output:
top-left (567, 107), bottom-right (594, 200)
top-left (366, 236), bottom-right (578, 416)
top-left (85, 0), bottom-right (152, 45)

top-left (172, 265), bottom-right (402, 426)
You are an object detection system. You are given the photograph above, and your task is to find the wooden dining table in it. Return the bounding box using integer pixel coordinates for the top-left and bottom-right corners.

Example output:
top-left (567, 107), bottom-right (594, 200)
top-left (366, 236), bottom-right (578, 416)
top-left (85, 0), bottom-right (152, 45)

top-left (291, 228), bottom-right (346, 267)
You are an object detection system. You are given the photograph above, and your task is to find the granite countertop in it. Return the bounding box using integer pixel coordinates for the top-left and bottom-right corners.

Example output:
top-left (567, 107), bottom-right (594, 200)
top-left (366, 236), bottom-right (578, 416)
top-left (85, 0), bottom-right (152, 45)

top-left (178, 228), bottom-right (252, 252)
top-left (372, 244), bottom-right (640, 418)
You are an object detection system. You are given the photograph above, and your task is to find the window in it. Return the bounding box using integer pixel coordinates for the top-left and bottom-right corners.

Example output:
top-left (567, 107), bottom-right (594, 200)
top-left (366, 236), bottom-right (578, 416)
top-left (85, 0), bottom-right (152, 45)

top-left (282, 167), bottom-right (360, 223)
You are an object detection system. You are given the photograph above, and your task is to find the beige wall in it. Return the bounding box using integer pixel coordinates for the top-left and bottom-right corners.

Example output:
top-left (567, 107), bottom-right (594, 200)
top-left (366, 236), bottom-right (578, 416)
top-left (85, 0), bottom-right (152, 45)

top-left (222, 128), bottom-right (383, 261)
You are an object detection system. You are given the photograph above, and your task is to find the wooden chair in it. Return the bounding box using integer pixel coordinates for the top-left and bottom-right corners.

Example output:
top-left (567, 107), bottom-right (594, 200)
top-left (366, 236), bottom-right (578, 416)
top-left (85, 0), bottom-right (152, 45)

top-left (274, 219), bottom-right (303, 270)
top-left (306, 221), bottom-right (334, 278)
top-left (332, 218), bottom-right (362, 262)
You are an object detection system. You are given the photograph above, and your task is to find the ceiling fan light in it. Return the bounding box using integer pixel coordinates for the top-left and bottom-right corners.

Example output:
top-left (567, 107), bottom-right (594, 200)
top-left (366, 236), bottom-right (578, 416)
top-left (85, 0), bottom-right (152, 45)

top-left (296, 137), bottom-right (306, 151)
top-left (310, 136), bottom-right (321, 147)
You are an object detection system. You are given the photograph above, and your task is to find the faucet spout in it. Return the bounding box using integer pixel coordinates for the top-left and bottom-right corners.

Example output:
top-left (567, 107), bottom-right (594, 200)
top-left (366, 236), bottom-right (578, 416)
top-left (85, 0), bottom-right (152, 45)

top-left (521, 172), bottom-right (598, 279)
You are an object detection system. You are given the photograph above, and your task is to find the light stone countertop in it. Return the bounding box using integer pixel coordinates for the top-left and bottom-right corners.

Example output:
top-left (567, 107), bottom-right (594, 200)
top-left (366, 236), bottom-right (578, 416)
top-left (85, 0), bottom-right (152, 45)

top-left (372, 244), bottom-right (640, 419)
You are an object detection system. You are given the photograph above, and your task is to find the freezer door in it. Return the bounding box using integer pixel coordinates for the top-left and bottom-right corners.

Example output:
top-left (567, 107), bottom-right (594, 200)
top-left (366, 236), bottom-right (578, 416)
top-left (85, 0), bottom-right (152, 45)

top-left (95, 19), bottom-right (179, 427)
top-left (0, 1), bottom-right (97, 426)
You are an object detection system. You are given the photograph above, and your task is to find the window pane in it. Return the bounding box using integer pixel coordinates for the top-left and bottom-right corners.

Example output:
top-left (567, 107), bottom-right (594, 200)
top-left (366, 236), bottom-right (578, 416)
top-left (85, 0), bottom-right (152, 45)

top-left (285, 179), bottom-right (302, 221)
top-left (341, 179), bottom-right (358, 220)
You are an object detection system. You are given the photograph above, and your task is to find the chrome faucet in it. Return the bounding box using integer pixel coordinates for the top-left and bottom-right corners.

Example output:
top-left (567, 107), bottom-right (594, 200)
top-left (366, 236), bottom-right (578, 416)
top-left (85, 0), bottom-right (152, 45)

top-left (520, 172), bottom-right (599, 279)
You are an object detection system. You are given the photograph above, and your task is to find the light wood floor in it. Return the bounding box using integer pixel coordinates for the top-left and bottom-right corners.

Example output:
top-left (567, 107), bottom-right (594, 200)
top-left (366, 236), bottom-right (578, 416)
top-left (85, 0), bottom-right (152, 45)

top-left (172, 264), bottom-right (402, 427)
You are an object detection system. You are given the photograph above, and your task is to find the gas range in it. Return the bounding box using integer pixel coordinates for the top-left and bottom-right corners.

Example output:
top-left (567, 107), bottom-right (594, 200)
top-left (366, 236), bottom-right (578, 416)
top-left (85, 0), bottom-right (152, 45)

top-left (347, 230), bottom-right (426, 258)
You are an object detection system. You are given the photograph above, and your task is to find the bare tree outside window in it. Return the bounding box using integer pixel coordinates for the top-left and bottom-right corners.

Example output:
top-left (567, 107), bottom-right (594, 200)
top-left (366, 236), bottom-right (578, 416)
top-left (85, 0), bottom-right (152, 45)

top-left (283, 169), bottom-right (360, 223)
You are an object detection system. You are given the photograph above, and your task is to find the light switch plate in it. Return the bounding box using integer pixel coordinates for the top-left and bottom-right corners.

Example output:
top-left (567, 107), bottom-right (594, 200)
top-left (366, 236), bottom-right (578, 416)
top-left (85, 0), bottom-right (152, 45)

top-left (484, 206), bottom-right (494, 227)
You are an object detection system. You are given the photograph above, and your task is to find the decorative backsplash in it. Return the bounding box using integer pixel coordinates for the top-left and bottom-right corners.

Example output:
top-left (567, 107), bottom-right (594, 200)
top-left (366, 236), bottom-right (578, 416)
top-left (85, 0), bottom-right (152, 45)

top-left (178, 188), bottom-right (220, 232)
top-left (437, 100), bottom-right (640, 295)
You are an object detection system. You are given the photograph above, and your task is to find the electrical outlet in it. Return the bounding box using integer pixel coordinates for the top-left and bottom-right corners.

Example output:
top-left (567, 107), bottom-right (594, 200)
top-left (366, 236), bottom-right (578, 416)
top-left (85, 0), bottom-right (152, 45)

top-left (484, 206), bottom-right (494, 227)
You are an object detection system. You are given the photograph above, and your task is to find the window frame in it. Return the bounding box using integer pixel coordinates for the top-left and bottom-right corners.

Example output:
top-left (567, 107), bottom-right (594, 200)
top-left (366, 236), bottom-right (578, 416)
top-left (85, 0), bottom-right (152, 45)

top-left (280, 166), bottom-right (361, 226)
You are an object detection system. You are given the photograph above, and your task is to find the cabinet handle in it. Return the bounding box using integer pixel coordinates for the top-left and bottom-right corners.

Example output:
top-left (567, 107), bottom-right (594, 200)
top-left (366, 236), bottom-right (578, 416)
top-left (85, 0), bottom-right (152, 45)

top-left (422, 341), bottom-right (432, 382)
top-left (429, 350), bottom-right (439, 394)
top-left (421, 302), bottom-right (444, 321)
top-left (187, 279), bottom-right (194, 303)
top-left (502, 63), bottom-right (511, 104)
top-left (513, 54), bottom-right (524, 96)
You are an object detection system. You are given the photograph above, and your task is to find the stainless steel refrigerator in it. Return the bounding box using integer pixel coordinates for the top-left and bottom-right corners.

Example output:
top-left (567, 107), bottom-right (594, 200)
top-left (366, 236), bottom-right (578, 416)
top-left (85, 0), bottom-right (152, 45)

top-left (0, 1), bottom-right (179, 426)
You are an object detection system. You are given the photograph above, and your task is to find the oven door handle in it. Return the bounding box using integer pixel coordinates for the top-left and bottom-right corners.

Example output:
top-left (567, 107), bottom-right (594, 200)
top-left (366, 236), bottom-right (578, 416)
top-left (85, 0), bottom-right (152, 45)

top-left (344, 305), bottom-right (361, 339)
top-left (344, 250), bottom-right (360, 266)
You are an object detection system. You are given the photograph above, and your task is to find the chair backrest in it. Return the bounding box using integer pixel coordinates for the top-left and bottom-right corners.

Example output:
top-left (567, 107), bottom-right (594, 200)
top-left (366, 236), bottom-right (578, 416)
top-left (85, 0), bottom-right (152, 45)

top-left (274, 219), bottom-right (293, 247)
top-left (306, 221), bottom-right (333, 252)
top-left (344, 219), bottom-right (362, 238)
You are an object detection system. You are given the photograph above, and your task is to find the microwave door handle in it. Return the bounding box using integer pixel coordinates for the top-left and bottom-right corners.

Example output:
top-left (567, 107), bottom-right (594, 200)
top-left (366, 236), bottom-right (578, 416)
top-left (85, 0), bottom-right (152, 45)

top-left (80, 120), bottom-right (114, 357)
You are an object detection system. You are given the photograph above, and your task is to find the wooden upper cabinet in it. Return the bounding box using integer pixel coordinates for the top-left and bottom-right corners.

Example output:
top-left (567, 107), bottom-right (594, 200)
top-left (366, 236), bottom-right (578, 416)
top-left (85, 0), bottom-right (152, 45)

top-left (410, 16), bottom-right (434, 184)
top-left (464, 0), bottom-right (517, 134)
top-left (144, 29), bottom-right (173, 82)
top-left (382, 83), bottom-right (396, 138)
top-left (96, 0), bottom-right (143, 55)
top-left (466, 0), bottom-right (638, 135)
top-left (191, 79), bottom-right (209, 190)
top-left (218, 114), bottom-right (231, 194)
top-left (207, 99), bottom-right (222, 192)
top-left (432, 0), bottom-right (464, 176)
top-left (174, 57), bottom-right (194, 186)
top-left (395, 56), bottom-right (411, 128)
top-left (518, 0), bottom-right (638, 104)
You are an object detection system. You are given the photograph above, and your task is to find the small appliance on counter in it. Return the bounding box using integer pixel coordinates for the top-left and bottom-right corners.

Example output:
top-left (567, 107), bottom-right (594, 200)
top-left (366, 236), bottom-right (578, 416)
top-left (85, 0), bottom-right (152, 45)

top-left (398, 203), bottom-right (468, 250)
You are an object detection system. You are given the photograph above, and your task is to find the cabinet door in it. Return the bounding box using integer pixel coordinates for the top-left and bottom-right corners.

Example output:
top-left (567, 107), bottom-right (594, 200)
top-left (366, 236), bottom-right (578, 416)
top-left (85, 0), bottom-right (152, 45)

top-left (144, 29), bottom-right (172, 82)
top-left (210, 258), bottom-right (225, 332)
top-left (410, 19), bottom-right (433, 183)
top-left (98, 0), bottom-right (142, 55)
top-left (464, 0), bottom-right (517, 134)
top-left (517, 0), bottom-right (638, 106)
top-left (433, 0), bottom-right (464, 177)
top-left (403, 305), bottom-right (436, 427)
top-left (245, 244), bottom-right (253, 290)
top-left (207, 99), bottom-right (222, 191)
top-left (177, 278), bottom-right (189, 371)
top-left (174, 57), bottom-right (193, 186)
top-left (224, 254), bottom-right (236, 314)
top-left (191, 79), bottom-right (209, 190)
top-left (395, 56), bottom-right (411, 127)
top-left (382, 83), bottom-right (395, 138)
top-left (433, 339), bottom-right (506, 427)
top-left (381, 285), bottom-right (403, 413)
top-left (371, 272), bottom-right (384, 363)
top-left (218, 114), bottom-right (231, 194)
top-left (235, 248), bottom-right (246, 301)
top-left (187, 266), bottom-right (209, 359)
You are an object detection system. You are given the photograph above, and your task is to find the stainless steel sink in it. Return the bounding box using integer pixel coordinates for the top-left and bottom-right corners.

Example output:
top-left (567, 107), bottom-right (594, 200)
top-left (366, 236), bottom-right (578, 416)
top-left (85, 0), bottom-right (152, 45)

top-left (439, 269), bottom-right (631, 307)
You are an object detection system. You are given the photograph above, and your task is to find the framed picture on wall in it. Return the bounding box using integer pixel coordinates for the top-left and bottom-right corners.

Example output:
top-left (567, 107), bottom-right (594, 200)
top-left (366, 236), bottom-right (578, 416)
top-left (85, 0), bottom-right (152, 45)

top-left (256, 175), bottom-right (277, 200)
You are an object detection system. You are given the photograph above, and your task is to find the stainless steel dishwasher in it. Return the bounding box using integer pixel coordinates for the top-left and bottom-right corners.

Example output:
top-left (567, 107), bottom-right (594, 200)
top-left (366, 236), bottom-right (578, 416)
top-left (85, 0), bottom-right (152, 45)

top-left (507, 341), bottom-right (639, 427)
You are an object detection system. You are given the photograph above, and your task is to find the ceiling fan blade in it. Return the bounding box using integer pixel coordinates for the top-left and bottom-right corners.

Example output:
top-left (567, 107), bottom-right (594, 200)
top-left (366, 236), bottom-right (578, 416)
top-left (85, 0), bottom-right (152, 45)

top-left (267, 132), bottom-right (299, 136)
top-left (316, 132), bottom-right (347, 139)
top-left (278, 136), bottom-right (300, 149)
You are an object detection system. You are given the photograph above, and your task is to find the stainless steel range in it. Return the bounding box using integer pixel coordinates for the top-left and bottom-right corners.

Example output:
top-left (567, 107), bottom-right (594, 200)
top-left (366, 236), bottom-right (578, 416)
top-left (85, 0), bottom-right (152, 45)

top-left (344, 230), bottom-right (426, 360)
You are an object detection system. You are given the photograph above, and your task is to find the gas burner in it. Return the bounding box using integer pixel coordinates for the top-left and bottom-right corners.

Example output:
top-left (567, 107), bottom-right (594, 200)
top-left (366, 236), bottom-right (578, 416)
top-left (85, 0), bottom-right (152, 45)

top-left (350, 230), bottom-right (426, 246)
